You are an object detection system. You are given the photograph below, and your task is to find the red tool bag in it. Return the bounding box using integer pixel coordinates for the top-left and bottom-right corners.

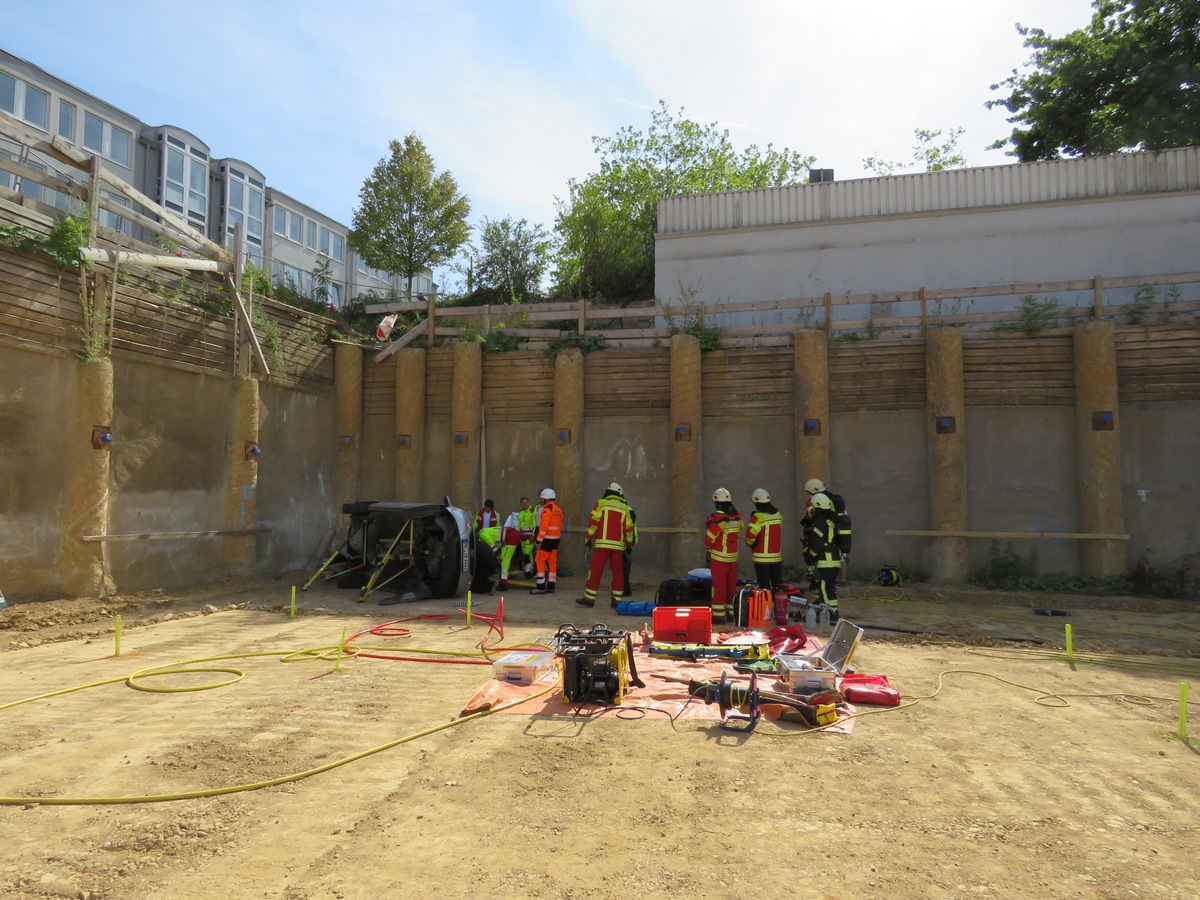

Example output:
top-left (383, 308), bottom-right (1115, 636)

top-left (839, 673), bottom-right (901, 706)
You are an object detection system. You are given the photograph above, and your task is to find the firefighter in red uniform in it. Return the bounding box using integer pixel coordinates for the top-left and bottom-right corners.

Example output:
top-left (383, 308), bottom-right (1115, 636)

top-left (704, 487), bottom-right (744, 624)
top-left (577, 483), bottom-right (634, 608)
top-left (746, 487), bottom-right (784, 590)
top-left (530, 488), bottom-right (563, 594)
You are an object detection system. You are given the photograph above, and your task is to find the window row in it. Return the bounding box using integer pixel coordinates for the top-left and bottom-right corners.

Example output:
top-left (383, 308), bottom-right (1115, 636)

top-left (1, 71), bottom-right (131, 167)
top-left (272, 206), bottom-right (344, 262)
top-left (271, 260), bottom-right (343, 307)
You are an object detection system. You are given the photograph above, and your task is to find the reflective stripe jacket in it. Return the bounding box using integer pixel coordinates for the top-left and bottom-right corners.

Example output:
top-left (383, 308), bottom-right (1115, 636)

top-left (536, 501), bottom-right (563, 542)
top-left (746, 511), bottom-right (783, 563)
top-left (804, 509), bottom-right (840, 567)
top-left (587, 496), bottom-right (634, 550)
top-left (517, 507), bottom-right (537, 540)
top-left (704, 511), bottom-right (744, 563)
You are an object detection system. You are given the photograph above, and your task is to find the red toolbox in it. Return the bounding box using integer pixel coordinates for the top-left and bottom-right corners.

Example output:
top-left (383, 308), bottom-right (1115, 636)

top-left (652, 606), bottom-right (713, 643)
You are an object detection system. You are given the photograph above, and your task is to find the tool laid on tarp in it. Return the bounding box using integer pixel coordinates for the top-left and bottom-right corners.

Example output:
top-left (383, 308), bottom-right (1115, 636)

top-left (555, 623), bottom-right (645, 706)
top-left (664, 671), bottom-right (841, 731)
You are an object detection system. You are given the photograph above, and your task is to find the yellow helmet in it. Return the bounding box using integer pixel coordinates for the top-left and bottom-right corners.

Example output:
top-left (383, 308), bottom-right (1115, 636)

top-left (751, 488), bottom-right (771, 504)
top-left (712, 487), bottom-right (732, 503)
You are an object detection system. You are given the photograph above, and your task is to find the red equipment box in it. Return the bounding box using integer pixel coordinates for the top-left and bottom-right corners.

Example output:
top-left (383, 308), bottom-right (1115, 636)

top-left (652, 606), bottom-right (713, 643)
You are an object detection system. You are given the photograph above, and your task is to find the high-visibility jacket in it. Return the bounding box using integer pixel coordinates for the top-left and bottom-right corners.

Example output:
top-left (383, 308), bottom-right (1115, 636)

top-left (536, 501), bottom-right (563, 543)
top-left (704, 511), bottom-right (744, 563)
top-left (746, 510), bottom-right (783, 563)
top-left (517, 507), bottom-right (537, 539)
top-left (587, 495), bottom-right (633, 550)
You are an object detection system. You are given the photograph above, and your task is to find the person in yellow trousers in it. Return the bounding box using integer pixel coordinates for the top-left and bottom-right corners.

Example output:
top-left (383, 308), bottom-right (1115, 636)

top-left (577, 482), bottom-right (634, 608)
top-left (746, 487), bottom-right (784, 590)
top-left (704, 487), bottom-right (743, 624)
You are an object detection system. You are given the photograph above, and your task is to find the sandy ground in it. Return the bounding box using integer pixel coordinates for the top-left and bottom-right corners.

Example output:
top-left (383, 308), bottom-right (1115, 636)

top-left (0, 573), bottom-right (1197, 900)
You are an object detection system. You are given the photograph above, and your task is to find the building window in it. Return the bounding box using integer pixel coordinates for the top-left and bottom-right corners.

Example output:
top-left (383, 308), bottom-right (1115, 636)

top-left (58, 99), bottom-right (75, 141)
top-left (274, 207), bottom-right (303, 243)
top-left (319, 227), bottom-right (344, 262)
top-left (82, 112), bottom-right (132, 166)
top-left (98, 190), bottom-right (131, 234)
top-left (306, 220), bottom-right (317, 249)
top-left (329, 283), bottom-right (341, 307)
top-left (0, 73), bottom-right (49, 131)
top-left (0, 72), bottom-right (14, 114)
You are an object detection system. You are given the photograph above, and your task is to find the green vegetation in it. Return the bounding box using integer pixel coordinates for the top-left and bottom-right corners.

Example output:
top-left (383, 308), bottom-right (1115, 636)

top-left (546, 331), bottom-right (608, 358)
top-left (970, 542), bottom-right (1136, 594)
top-left (863, 127), bottom-right (969, 176)
top-left (0, 214), bottom-right (91, 269)
top-left (988, 0), bottom-right (1200, 160)
top-left (992, 295), bottom-right (1060, 334)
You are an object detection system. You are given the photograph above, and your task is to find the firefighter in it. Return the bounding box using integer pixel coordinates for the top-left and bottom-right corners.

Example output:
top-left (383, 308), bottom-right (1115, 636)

top-left (577, 482), bottom-right (634, 608)
top-left (802, 477), bottom-right (852, 588)
top-left (530, 488), bottom-right (563, 594)
top-left (704, 487), bottom-right (744, 624)
top-left (496, 508), bottom-right (523, 590)
top-left (517, 495), bottom-right (537, 576)
top-left (804, 492), bottom-right (841, 623)
top-left (746, 487), bottom-right (784, 590)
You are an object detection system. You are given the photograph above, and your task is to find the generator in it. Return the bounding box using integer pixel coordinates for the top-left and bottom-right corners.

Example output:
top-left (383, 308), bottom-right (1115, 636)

top-left (555, 623), bottom-right (644, 706)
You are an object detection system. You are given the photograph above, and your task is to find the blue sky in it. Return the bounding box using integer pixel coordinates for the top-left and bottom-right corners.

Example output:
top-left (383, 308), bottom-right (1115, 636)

top-left (5, 0), bottom-right (1096, 290)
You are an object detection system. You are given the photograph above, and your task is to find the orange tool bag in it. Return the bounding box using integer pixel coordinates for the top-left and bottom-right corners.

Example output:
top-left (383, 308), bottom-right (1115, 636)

top-left (747, 589), bottom-right (773, 630)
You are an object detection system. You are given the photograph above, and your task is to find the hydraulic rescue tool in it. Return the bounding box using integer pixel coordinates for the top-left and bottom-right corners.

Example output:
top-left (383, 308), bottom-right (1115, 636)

top-left (664, 671), bottom-right (842, 731)
top-left (555, 624), bottom-right (645, 706)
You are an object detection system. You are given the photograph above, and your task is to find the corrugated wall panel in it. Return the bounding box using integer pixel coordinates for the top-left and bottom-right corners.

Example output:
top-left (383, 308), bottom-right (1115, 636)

top-left (363, 356), bottom-right (395, 417)
top-left (658, 147), bottom-right (1200, 235)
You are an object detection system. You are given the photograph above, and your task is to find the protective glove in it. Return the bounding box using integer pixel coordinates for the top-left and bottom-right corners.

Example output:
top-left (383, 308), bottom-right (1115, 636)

top-left (583, 539), bottom-right (593, 553)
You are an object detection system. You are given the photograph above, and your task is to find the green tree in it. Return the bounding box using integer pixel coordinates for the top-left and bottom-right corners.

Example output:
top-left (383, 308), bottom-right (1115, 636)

top-left (553, 102), bottom-right (814, 300)
top-left (473, 216), bottom-right (551, 302)
top-left (863, 127), bottom-right (969, 176)
top-left (988, 0), bottom-right (1200, 160)
top-left (348, 134), bottom-right (471, 300)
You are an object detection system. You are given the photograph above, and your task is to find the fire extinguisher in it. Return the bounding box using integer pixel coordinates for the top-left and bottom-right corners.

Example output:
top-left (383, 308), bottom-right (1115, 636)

top-left (773, 590), bottom-right (789, 626)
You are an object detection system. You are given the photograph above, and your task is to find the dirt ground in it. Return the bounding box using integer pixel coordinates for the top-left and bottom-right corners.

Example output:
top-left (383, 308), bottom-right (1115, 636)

top-left (0, 572), bottom-right (1197, 900)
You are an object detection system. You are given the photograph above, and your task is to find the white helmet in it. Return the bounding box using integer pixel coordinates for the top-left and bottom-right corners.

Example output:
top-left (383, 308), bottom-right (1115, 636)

top-left (712, 487), bottom-right (732, 503)
top-left (804, 478), bottom-right (826, 494)
top-left (751, 488), bottom-right (771, 504)
top-left (607, 482), bottom-right (624, 495)
top-left (810, 492), bottom-right (834, 511)
top-left (539, 487), bottom-right (556, 500)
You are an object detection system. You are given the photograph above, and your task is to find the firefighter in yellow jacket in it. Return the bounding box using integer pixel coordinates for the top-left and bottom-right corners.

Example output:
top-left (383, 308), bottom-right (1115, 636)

top-left (577, 483), bottom-right (634, 608)
top-left (746, 487), bottom-right (784, 590)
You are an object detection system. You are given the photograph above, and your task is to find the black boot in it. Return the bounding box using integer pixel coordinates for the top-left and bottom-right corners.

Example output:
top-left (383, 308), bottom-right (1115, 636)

top-left (548, 582), bottom-right (556, 593)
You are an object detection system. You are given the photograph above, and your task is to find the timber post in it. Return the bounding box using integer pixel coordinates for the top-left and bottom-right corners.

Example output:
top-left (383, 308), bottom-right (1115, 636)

top-left (669, 334), bottom-right (702, 571)
top-left (394, 347), bottom-right (426, 501)
top-left (926, 327), bottom-right (968, 582)
top-left (1074, 319), bottom-right (1125, 577)
top-left (553, 348), bottom-right (585, 575)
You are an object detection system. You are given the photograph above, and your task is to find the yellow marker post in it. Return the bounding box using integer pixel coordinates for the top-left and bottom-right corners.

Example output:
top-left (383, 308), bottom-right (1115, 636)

top-left (334, 625), bottom-right (348, 673)
top-left (114, 614), bottom-right (122, 657)
top-left (466, 590), bottom-right (473, 626)
top-left (289, 585), bottom-right (296, 618)
top-left (1181, 683), bottom-right (1190, 742)
top-left (1064, 623), bottom-right (1074, 664)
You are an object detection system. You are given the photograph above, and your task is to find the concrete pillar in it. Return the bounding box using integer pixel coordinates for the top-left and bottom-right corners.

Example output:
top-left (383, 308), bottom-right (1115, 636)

top-left (394, 347), bottom-right (426, 501)
top-left (670, 334), bottom-right (702, 570)
top-left (553, 348), bottom-right (585, 574)
top-left (224, 376), bottom-right (260, 574)
top-left (333, 344), bottom-right (363, 510)
top-left (1074, 320), bottom-right (1125, 577)
top-left (926, 328), bottom-right (968, 582)
top-left (61, 358), bottom-right (115, 597)
top-left (794, 329), bottom-right (830, 560)
top-left (450, 341), bottom-right (482, 509)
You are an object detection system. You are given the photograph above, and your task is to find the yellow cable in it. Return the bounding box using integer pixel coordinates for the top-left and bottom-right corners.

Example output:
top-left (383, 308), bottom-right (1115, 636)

top-left (0, 645), bottom-right (560, 806)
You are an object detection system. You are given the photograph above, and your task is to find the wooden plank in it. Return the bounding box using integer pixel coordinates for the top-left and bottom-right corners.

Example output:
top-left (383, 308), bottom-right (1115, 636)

top-left (886, 529), bottom-right (1129, 540)
top-left (81, 527), bottom-right (271, 542)
top-left (98, 168), bottom-right (231, 262)
top-left (0, 109), bottom-right (90, 169)
top-left (374, 317), bottom-right (427, 362)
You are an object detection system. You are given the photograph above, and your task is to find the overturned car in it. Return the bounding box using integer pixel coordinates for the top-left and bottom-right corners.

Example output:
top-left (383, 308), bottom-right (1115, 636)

top-left (317, 499), bottom-right (473, 601)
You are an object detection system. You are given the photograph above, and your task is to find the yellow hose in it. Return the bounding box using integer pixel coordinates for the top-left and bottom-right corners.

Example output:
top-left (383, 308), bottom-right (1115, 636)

top-left (0, 644), bottom-right (558, 806)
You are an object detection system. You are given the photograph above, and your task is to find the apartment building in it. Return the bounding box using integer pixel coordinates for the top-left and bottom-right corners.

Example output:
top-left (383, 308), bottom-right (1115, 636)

top-left (1, 48), bottom-right (434, 308)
